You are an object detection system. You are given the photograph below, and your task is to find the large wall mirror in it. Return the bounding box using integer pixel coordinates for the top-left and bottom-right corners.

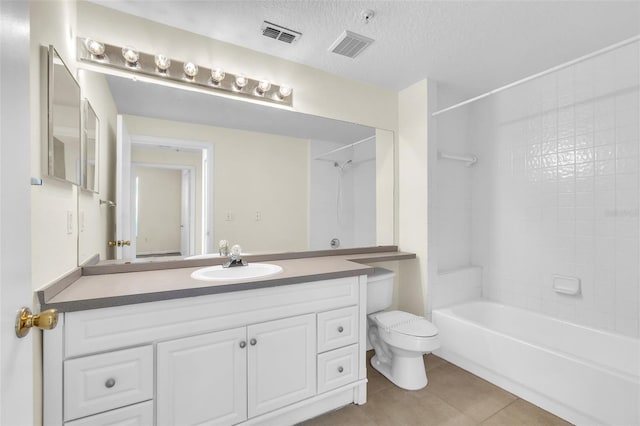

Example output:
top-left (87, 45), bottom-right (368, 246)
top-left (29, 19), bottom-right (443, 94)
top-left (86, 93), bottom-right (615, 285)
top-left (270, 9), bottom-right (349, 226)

top-left (47, 46), bottom-right (81, 184)
top-left (78, 69), bottom-right (394, 263)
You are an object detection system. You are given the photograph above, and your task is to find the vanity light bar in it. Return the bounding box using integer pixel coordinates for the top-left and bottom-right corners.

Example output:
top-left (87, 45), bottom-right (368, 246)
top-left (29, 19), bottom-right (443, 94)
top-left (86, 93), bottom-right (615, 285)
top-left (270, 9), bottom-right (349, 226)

top-left (77, 38), bottom-right (293, 107)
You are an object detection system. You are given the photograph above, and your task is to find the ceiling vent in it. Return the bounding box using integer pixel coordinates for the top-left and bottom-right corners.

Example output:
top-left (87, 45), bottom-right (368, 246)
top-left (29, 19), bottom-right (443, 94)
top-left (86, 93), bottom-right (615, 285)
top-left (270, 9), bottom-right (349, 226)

top-left (261, 21), bottom-right (301, 44)
top-left (329, 30), bottom-right (374, 59)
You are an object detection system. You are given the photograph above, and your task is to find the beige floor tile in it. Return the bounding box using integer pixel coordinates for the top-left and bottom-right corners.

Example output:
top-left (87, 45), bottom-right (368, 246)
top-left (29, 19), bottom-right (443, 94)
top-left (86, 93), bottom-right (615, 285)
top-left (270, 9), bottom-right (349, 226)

top-left (359, 386), bottom-right (476, 426)
top-left (481, 399), bottom-right (572, 426)
top-left (425, 354), bottom-right (449, 372)
top-left (423, 363), bottom-right (517, 423)
top-left (302, 403), bottom-right (377, 426)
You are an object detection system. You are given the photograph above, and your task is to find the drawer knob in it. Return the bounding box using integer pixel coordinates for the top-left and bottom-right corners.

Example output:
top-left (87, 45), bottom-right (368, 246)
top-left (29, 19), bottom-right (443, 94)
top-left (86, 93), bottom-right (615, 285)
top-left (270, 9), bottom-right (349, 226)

top-left (250, 338), bottom-right (257, 346)
top-left (239, 341), bottom-right (246, 348)
top-left (338, 326), bottom-right (344, 333)
top-left (338, 366), bottom-right (344, 373)
top-left (105, 378), bottom-right (116, 388)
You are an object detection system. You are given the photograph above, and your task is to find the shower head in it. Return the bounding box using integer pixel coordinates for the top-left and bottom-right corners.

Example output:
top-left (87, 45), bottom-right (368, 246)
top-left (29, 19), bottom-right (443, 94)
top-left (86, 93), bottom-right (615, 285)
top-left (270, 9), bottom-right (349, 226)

top-left (333, 159), bottom-right (352, 170)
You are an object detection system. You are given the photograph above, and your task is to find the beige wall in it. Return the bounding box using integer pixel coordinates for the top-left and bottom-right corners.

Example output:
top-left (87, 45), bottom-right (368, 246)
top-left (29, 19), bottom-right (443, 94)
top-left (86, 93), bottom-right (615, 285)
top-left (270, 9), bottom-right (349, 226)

top-left (30, 0), bottom-right (79, 289)
top-left (125, 115), bottom-right (310, 254)
top-left (397, 79), bottom-right (431, 317)
top-left (77, 69), bottom-right (118, 264)
top-left (135, 167), bottom-right (182, 254)
top-left (131, 144), bottom-right (202, 254)
top-left (76, 1), bottom-right (397, 131)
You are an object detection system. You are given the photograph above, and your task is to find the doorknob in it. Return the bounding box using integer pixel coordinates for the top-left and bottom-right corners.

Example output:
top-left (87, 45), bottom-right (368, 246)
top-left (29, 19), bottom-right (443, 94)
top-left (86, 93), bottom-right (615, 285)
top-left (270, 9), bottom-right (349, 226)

top-left (15, 307), bottom-right (58, 338)
top-left (108, 240), bottom-right (131, 247)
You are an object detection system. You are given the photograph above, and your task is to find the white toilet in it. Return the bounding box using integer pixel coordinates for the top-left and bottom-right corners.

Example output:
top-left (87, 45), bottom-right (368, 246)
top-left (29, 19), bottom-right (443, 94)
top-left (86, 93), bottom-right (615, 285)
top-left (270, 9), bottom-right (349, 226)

top-left (367, 267), bottom-right (440, 390)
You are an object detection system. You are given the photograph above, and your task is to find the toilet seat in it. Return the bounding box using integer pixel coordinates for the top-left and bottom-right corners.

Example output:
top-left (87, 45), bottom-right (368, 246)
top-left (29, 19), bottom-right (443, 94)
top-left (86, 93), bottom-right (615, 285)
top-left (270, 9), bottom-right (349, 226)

top-left (371, 310), bottom-right (440, 352)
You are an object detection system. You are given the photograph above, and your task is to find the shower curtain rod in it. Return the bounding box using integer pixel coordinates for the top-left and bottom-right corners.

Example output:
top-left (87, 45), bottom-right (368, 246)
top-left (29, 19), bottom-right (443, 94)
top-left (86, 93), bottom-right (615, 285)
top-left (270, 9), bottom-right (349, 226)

top-left (432, 34), bottom-right (640, 117)
top-left (313, 134), bottom-right (376, 160)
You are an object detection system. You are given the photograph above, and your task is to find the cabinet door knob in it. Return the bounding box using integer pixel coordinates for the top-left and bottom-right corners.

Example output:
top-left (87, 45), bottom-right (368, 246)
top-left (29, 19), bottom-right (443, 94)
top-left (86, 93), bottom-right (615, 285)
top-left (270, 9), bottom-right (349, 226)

top-left (105, 378), bottom-right (116, 388)
top-left (338, 326), bottom-right (344, 333)
top-left (338, 366), bottom-right (344, 373)
top-left (250, 338), bottom-right (257, 346)
top-left (239, 341), bottom-right (246, 348)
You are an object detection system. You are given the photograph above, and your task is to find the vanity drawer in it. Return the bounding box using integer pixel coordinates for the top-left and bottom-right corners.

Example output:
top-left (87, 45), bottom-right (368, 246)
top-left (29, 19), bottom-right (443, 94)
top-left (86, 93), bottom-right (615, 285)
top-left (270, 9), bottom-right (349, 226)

top-left (317, 306), bottom-right (358, 352)
top-left (317, 344), bottom-right (359, 394)
top-left (64, 400), bottom-right (153, 426)
top-left (64, 346), bottom-right (153, 421)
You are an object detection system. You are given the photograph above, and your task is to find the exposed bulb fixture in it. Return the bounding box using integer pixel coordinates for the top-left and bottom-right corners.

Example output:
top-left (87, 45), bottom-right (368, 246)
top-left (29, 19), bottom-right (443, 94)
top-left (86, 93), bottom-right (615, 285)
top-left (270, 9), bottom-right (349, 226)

top-left (154, 54), bottom-right (171, 72)
top-left (278, 85), bottom-right (292, 98)
top-left (78, 38), bottom-right (293, 106)
top-left (234, 75), bottom-right (248, 90)
top-left (183, 62), bottom-right (198, 78)
top-left (84, 39), bottom-right (105, 57)
top-left (210, 68), bottom-right (225, 84)
top-left (256, 79), bottom-right (271, 95)
top-left (121, 46), bottom-right (139, 65)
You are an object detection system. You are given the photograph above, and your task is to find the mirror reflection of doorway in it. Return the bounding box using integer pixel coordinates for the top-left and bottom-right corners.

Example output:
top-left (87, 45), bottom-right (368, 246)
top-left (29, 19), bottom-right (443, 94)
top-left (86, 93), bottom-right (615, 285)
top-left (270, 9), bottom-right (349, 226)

top-left (133, 163), bottom-right (196, 258)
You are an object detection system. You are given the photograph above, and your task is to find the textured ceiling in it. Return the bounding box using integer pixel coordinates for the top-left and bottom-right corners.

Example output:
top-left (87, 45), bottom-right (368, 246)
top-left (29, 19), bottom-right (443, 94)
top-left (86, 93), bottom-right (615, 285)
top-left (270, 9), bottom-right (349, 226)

top-left (89, 1), bottom-right (639, 97)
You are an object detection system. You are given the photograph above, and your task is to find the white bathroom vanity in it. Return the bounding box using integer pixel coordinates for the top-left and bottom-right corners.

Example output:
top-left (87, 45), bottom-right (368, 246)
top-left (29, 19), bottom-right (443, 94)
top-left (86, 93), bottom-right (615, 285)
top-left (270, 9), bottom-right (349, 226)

top-left (40, 249), bottom-right (413, 425)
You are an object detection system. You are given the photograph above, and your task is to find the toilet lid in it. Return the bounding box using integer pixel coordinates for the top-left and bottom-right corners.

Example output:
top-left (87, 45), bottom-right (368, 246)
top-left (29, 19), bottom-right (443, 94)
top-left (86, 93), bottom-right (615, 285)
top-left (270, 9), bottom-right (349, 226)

top-left (374, 310), bottom-right (439, 337)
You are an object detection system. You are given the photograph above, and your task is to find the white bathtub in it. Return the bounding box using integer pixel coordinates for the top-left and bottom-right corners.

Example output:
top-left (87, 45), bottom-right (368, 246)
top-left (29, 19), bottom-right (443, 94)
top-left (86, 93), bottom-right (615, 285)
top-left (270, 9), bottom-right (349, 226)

top-left (432, 300), bottom-right (640, 426)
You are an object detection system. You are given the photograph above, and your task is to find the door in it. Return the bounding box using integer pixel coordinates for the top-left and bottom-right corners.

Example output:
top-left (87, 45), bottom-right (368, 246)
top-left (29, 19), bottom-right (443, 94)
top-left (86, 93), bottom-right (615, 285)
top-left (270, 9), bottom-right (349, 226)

top-left (115, 115), bottom-right (134, 259)
top-left (156, 328), bottom-right (248, 426)
top-left (0, 2), bottom-right (34, 424)
top-left (247, 314), bottom-right (316, 417)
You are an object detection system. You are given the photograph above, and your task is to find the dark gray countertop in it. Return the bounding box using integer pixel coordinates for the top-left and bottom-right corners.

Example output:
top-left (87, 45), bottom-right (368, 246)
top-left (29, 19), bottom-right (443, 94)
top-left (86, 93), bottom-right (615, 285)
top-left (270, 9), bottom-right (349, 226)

top-left (39, 250), bottom-right (415, 312)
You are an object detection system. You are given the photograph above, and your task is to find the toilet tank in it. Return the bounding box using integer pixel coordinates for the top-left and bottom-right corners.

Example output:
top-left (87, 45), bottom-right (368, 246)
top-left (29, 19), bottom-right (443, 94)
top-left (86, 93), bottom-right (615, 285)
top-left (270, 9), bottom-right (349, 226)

top-left (367, 267), bottom-right (395, 314)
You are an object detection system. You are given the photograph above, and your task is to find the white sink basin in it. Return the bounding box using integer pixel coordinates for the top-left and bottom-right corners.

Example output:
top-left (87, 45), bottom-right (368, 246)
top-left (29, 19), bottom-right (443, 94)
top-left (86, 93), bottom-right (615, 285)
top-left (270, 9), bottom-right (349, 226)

top-left (191, 263), bottom-right (283, 281)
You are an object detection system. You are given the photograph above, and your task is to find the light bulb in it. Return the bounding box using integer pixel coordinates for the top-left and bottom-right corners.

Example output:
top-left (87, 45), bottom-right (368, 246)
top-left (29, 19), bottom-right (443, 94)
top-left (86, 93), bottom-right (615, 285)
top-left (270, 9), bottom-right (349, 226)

top-left (256, 79), bottom-right (271, 95)
top-left (210, 68), bottom-right (225, 84)
top-left (183, 62), bottom-right (198, 78)
top-left (278, 85), bottom-right (292, 98)
top-left (121, 46), bottom-right (139, 65)
top-left (154, 54), bottom-right (171, 72)
top-left (234, 75), bottom-right (248, 90)
top-left (85, 39), bottom-right (105, 56)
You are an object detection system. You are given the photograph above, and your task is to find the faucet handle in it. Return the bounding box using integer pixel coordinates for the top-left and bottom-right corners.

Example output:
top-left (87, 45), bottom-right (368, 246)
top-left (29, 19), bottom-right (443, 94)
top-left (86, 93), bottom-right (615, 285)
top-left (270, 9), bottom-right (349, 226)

top-left (231, 244), bottom-right (242, 257)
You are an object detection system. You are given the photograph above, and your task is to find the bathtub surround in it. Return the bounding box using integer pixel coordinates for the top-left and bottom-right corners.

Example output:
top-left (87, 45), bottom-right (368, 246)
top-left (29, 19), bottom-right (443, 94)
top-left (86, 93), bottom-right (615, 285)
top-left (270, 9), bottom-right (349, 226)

top-left (433, 40), bottom-right (640, 337)
top-left (470, 40), bottom-right (640, 337)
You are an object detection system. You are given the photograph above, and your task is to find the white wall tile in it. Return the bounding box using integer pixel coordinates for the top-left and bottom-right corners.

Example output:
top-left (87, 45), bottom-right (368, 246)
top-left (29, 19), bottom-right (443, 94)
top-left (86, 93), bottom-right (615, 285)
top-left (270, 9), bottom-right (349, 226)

top-left (458, 41), bottom-right (640, 338)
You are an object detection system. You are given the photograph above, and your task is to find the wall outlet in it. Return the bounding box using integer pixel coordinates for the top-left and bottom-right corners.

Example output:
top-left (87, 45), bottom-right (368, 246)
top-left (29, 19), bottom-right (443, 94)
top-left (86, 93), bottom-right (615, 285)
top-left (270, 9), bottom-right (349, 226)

top-left (66, 210), bottom-right (73, 234)
top-left (225, 211), bottom-right (233, 221)
top-left (255, 211), bottom-right (262, 221)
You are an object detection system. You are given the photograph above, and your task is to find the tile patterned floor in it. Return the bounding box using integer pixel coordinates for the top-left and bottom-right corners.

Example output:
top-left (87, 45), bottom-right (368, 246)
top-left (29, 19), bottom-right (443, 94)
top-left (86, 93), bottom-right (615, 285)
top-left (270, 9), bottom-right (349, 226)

top-left (302, 352), bottom-right (572, 426)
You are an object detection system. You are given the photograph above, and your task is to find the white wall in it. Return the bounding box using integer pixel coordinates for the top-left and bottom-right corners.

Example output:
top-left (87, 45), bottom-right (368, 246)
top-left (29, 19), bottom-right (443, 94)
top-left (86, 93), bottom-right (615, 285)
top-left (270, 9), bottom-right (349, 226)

top-left (433, 89), bottom-right (474, 271)
top-left (464, 41), bottom-right (639, 337)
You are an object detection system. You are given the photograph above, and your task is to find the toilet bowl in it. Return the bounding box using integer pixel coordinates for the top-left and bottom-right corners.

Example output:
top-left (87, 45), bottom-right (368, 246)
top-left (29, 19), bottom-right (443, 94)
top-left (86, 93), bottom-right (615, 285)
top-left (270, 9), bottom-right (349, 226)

top-left (367, 268), bottom-right (440, 390)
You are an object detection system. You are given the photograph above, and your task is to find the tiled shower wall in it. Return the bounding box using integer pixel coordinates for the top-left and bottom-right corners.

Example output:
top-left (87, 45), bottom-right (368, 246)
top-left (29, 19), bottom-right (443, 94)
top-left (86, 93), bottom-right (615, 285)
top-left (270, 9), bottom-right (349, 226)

top-left (467, 41), bottom-right (639, 337)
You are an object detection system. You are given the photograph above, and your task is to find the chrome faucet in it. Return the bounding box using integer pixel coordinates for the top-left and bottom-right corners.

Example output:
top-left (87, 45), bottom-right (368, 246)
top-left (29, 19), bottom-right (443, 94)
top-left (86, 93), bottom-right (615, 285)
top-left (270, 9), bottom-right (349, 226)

top-left (218, 239), bottom-right (230, 257)
top-left (223, 244), bottom-right (247, 268)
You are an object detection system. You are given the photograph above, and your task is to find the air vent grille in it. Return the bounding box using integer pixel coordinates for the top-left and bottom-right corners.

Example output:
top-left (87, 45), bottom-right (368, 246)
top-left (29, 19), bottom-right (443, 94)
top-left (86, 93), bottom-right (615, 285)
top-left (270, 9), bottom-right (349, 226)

top-left (261, 21), bottom-right (301, 44)
top-left (329, 30), bottom-right (374, 58)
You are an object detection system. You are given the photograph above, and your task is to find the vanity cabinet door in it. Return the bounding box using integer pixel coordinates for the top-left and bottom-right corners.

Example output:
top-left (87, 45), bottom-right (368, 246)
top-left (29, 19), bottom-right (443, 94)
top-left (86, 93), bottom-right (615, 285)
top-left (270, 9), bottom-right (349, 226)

top-left (156, 327), bottom-right (247, 426)
top-left (247, 314), bottom-right (316, 417)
